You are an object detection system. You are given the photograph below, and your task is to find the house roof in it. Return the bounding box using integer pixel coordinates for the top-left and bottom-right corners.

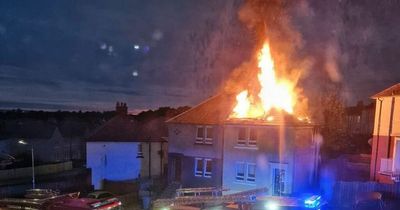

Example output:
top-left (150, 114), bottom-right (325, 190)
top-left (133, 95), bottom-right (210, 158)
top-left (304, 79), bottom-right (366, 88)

top-left (166, 94), bottom-right (236, 125)
top-left (0, 119), bottom-right (90, 140)
top-left (0, 119), bottom-right (56, 139)
top-left (86, 114), bottom-right (167, 142)
top-left (372, 83), bottom-right (400, 98)
top-left (58, 120), bottom-right (89, 138)
top-left (166, 93), bottom-right (313, 126)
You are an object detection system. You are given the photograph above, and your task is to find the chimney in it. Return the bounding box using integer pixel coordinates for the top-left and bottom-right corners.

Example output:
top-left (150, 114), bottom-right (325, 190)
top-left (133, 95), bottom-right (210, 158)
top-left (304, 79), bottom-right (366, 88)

top-left (115, 102), bottom-right (128, 115)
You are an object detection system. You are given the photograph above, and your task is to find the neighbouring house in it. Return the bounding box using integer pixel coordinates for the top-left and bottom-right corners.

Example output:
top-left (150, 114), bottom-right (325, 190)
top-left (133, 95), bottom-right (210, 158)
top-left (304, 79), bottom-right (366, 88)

top-left (86, 102), bottom-right (168, 189)
top-left (345, 101), bottom-right (375, 136)
top-left (343, 101), bottom-right (375, 154)
top-left (0, 119), bottom-right (92, 196)
top-left (0, 119), bottom-right (86, 164)
top-left (167, 94), bottom-right (320, 195)
top-left (370, 83), bottom-right (400, 183)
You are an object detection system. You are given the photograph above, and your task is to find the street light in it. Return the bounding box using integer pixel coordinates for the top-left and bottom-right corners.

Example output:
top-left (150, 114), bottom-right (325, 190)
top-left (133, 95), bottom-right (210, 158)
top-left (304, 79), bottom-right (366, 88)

top-left (18, 139), bottom-right (35, 189)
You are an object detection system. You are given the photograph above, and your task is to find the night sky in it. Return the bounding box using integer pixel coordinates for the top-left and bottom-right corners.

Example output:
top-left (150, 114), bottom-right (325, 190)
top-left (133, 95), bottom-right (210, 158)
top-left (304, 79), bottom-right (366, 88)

top-left (1, 0), bottom-right (400, 111)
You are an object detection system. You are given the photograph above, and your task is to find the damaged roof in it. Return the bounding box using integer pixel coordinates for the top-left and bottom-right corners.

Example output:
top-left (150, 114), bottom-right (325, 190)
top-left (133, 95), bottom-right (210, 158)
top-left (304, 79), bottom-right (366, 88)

top-left (372, 83), bottom-right (400, 98)
top-left (166, 93), bottom-right (313, 126)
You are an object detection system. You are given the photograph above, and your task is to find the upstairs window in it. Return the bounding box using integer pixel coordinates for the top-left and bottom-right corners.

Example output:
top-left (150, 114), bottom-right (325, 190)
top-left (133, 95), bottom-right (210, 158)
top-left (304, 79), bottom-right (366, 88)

top-left (205, 127), bottom-right (213, 144)
top-left (196, 125), bottom-right (213, 144)
top-left (248, 128), bottom-right (257, 146)
top-left (237, 128), bottom-right (247, 145)
top-left (196, 127), bottom-right (204, 143)
top-left (194, 158), bottom-right (213, 178)
top-left (237, 127), bottom-right (258, 147)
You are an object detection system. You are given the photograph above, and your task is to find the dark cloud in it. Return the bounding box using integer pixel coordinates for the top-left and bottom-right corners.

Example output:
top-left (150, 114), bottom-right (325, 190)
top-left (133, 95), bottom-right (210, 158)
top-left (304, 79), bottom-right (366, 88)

top-left (94, 88), bottom-right (143, 96)
top-left (0, 0), bottom-right (249, 110)
top-left (0, 0), bottom-right (400, 111)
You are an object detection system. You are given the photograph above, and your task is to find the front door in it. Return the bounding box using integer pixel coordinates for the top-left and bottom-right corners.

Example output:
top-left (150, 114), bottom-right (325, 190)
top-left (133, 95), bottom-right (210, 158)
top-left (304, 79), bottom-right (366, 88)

top-left (171, 157), bottom-right (182, 182)
top-left (273, 168), bottom-right (286, 196)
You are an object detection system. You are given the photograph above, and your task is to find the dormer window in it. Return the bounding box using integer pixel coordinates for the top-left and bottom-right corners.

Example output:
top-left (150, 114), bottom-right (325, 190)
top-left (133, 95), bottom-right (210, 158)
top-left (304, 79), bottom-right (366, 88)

top-left (196, 125), bottom-right (213, 145)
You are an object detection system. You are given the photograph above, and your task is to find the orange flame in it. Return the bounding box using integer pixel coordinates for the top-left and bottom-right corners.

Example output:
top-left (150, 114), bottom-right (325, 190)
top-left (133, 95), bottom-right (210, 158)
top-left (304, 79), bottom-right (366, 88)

top-left (230, 41), bottom-right (298, 119)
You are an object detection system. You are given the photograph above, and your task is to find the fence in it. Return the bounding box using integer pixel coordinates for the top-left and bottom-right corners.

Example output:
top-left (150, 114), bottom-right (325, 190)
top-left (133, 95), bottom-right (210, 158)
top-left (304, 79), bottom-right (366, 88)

top-left (331, 181), bottom-right (400, 207)
top-left (0, 161), bottom-right (72, 180)
top-left (0, 168), bottom-right (92, 198)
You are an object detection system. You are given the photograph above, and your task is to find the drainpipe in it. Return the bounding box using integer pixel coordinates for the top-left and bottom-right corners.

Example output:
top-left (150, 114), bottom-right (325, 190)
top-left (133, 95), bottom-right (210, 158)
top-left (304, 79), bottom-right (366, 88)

top-left (221, 123), bottom-right (225, 189)
top-left (160, 141), bottom-right (164, 177)
top-left (387, 97), bottom-right (396, 159)
top-left (373, 98), bottom-right (383, 180)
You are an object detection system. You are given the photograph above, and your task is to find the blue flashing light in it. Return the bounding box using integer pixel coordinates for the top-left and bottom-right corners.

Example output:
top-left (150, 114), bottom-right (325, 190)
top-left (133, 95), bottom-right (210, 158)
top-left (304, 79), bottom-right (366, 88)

top-left (304, 195), bottom-right (321, 208)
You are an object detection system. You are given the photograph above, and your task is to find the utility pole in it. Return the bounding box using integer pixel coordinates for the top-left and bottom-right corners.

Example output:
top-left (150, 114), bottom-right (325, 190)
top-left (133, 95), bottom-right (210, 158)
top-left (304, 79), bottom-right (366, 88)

top-left (31, 145), bottom-right (35, 189)
top-left (18, 139), bottom-right (35, 189)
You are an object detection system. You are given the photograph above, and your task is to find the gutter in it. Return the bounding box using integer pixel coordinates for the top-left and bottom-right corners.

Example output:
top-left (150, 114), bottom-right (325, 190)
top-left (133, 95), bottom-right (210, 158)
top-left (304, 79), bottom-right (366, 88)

top-left (220, 123), bottom-right (225, 188)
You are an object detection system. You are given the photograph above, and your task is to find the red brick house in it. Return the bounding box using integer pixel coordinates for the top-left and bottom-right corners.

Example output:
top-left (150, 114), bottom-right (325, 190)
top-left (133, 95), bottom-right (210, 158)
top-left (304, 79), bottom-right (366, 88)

top-left (370, 83), bottom-right (400, 183)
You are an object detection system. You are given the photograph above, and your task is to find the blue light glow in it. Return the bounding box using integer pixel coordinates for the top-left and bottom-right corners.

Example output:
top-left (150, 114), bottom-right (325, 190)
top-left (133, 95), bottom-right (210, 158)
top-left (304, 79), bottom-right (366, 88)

top-left (304, 195), bottom-right (321, 208)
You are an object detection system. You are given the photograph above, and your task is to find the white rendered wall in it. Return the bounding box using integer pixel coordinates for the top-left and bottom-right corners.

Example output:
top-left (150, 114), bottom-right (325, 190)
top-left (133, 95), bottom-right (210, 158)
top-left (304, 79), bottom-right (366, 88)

top-left (86, 142), bottom-right (140, 189)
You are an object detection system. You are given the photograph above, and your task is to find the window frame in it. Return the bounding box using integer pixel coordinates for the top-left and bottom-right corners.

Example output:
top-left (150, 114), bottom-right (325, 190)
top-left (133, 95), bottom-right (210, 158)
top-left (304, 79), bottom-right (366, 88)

top-left (235, 162), bottom-right (246, 182)
top-left (194, 158), bottom-right (203, 177)
top-left (237, 127), bottom-right (247, 146)
top-left (246, 163), bottom-right (256, 183)
top-left (195, 125), bottom-right (213, 145)
top-left (204, 158), bottom-right (212, 178)
top-left (235, 162), bottom-right (256, 183)
top-left (204, 126), bottom-right (213, 144)
top-left (237, 127), bottom-right (258, 147)
top-left (248, 128), bottom-right (257, 147)
top-left (194, 158), bottom-right (213, 178)
top-left (196, 126), bottom-right (205, 144)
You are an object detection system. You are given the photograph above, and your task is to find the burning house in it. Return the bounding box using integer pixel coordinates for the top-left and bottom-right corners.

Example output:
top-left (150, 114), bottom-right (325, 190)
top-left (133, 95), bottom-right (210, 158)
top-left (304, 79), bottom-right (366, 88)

top-left (167, 42), bottom-right (321, 195)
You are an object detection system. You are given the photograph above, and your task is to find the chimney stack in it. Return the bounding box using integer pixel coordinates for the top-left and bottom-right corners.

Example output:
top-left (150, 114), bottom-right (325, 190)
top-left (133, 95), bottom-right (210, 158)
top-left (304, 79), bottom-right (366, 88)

top-left (115, 102), bottom-right (128, 115)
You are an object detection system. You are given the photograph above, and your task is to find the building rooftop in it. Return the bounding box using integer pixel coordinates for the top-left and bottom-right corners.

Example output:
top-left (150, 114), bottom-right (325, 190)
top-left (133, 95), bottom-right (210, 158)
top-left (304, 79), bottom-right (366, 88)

top-left (167, 93), bottom-right (313, 126)
top-left (86, 114), bottom-right (167, 142)
top-left (0, 119), bottom-right (89, 140)
top-left (166, 94), bottom-right (236, 125)
top-left (372, 83), bottom-right (400, 98)
top-left (224, 115), bottom-right (314, 127)
top-left (0, 120), bottom-right (56, 139)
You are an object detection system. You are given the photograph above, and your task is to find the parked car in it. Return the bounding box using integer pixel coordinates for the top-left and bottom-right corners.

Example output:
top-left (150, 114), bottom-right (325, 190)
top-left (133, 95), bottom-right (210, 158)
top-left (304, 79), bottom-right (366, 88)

top-left (25, 188), bottom-right (60, 199)
top-left (86, 191), bottom-right (116, 200)
top-left (45, 195), bottom-right (122, 210)
top-left (0, 192), bottom-right (122, 210)
top-left (354, 192), bottom-right (384, 210)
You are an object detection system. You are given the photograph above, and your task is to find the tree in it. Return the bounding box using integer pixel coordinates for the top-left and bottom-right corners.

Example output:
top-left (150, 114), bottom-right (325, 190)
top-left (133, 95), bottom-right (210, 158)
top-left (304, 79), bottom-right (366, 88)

top-left (320, 84), bottom-right (347, 156)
